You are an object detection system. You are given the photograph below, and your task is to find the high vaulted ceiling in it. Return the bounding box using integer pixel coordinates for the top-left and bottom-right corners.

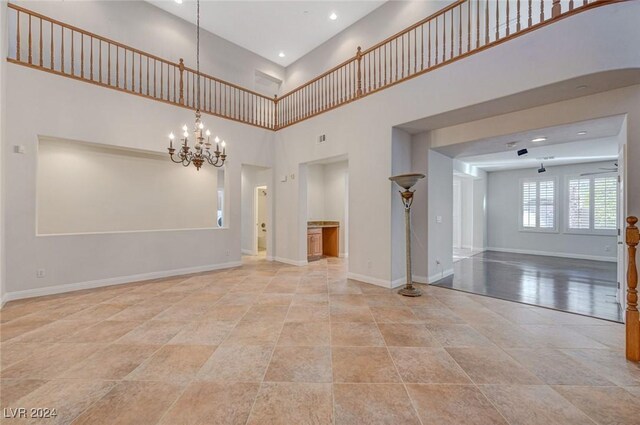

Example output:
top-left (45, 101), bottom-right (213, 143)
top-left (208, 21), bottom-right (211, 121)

top-left (147, 0), bottom-right (386, 67)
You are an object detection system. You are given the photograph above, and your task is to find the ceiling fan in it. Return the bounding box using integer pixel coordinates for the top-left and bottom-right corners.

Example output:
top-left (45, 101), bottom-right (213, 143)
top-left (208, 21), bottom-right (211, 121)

top-left (580, 162), bottom-right (618, 176)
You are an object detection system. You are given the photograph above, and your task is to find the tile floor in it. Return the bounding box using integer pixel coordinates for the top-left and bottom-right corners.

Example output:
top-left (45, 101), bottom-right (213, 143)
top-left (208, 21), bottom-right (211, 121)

top-left (1, 256), bottom-right (639, 425)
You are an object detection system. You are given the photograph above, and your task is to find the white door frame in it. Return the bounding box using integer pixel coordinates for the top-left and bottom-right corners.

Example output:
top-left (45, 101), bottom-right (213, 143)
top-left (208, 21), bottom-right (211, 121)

top-left (617, 144), bottom-right (627, 311)
top-left (254, 186), bottom-right (267, 255)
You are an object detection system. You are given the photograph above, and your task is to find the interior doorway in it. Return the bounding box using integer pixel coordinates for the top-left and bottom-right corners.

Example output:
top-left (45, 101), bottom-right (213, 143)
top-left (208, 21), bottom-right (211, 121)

top-left (241, 164), bottom-right (272, 258)
top-left (255, 186), bottom-right (268, 255)
top-left (432, 116), bottom-right (626, 322)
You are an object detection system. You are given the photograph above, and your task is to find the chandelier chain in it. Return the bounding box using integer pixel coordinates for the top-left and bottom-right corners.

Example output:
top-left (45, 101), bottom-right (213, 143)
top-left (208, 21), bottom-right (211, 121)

top-left (196, 0), bottom-right (200, 111)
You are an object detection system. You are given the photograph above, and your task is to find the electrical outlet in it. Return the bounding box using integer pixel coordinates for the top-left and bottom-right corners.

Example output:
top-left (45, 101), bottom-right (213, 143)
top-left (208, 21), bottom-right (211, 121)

top-left (436, 216), bottom-right (442, 223)
top-left (36, 269), bottom-right (46, 278)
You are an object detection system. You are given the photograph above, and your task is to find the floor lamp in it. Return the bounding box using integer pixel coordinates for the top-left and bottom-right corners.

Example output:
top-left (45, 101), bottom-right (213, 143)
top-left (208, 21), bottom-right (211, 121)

top-left (389, 173), bottom-right (425, 297)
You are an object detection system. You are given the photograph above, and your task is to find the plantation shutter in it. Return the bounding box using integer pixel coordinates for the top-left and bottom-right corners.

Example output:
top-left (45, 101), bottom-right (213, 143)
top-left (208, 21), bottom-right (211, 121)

top-left (522, 181), bottom-right (537, 228)
top-left (568, 178), bottom-right (590, 229)
top-left (538, 180), bottom-right (555, 228)
top-left (593, 176), bottom-right (617, 230)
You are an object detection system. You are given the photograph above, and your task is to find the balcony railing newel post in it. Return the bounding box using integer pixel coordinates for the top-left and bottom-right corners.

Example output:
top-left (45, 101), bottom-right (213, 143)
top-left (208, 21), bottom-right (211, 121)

top-left (356, 46), bottom-right (363, 97)
top-left (626, 216), bottom-right (640, 362)
top-left (273, 94), bottom-right (279, 130)
top-left (552, 0), bottom-right (562, 18)
top-left (178, 58), bottom-right (185, 105)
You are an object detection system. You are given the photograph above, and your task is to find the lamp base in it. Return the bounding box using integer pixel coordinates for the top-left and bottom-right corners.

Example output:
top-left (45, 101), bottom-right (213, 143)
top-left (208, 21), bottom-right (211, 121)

top-left (398, 286), bottom-right (422, 297)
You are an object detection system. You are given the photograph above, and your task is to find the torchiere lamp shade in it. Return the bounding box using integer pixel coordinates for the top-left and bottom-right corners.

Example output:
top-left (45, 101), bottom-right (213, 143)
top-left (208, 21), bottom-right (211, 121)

top-left (389, 173), bottom-right (426, 190)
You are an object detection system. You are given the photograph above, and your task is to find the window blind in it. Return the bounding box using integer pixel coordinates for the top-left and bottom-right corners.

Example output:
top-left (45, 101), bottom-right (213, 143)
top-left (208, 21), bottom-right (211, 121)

top-left (568, 178), bottom-right (590, 229)
top-left (593, 176), bottom-right (617, 230)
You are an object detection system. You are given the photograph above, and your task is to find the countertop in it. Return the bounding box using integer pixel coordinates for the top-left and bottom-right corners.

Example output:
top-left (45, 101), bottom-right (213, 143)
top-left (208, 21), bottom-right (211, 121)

top-left (308, 221), bottom-right (339, 229)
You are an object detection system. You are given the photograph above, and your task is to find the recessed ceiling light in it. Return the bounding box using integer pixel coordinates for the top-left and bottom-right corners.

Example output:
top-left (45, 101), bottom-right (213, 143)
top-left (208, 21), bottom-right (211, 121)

top-left (278, 52), bottom-right (285, 58)
top-left (577, 131), bottom-right (587, 135)
top-left (531, 137), bottom-right (547, 142)
top-left (174, 0), bottom-right (183, 4)
top-left (329, 12), bottom-right (338, 20)
top-left (506, 141), bottom-right (517, 148)
top-left (576, 85), bottom-right (588, 90)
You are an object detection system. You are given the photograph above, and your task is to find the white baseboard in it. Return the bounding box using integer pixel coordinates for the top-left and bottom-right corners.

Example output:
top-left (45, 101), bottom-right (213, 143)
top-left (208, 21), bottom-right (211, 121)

top-left (339, 253), bottom-right (349, 258)
top-left (266, 256), bottom-right (275, 262)
top-left (1, 261), bottom-right (243, 304)
top-left (486, 247), bottom-right (616, 263)
top-left (274, 257), bottom-right (308, 267)
top-left (413, 275), bottom-right (429, 284)
top-left (347, 272), bottom-right (394, 289)
top-left (0, 294), bottom-right (7, 309)
top-left (428, 268), bottom-right (454, 284)
top-left (241, 249), bottom-right (257, 256)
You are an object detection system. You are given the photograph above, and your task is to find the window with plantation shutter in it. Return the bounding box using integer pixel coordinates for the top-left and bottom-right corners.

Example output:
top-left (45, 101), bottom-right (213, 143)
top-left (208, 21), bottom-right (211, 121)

top-left (593, 176), bottom-right (617, 230)
top-left (520, 179), bottom-right (556, 231)
top-left (568, 178), bottom-right (590, 229)
top-left (566, 174), bottom-right (617, 234)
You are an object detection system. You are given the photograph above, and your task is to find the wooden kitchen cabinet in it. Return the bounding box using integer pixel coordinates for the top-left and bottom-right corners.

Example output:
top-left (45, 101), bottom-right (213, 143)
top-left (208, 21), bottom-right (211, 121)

top-left (307, 228), bottom-right (323, 259)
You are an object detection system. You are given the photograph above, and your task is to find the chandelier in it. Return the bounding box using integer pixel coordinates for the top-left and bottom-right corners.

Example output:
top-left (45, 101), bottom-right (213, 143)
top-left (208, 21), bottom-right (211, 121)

top-left (167, 0), bottom-right (226, 170)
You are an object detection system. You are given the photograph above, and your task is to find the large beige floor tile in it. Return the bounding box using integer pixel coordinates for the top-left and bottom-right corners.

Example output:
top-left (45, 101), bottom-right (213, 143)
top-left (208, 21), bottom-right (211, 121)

top-left (446, 346), bottom-right (542, 384)
top-left (332, 347), bottom-right (400, 383)
top-left (378, 323), bottom-right (440, 347)
top-left (197, 345), bottom-right (272, 382)
top-left (63, 343), bottom-right (159, 379)
top-left (331, 322), bottom-right (385, 346)
top-left (126, 344), bottom-right (215, 384)
top-left (71, 380), bottom-right (183, 425)
top-left (333, 383), bottom-right (421, 425)
top-left (1, 343), bottom-right (104, 379)
top-left (63, 320), bottom-right (142, 343)
top-left (425, 323), bottom-right (494, 347)
top-left (116, 320), bottom-right (187, 344)
top-left (0, 379), bottom-right (48, 409)
top-left (264, 346), bottom-right (332, 383)
top-left (168, 320), bottom-right (235, 345)
top-left (222, 320), bottom-right (282, 346)
top-left (159, 381), bottom-right (259, 425)
top-left (554, 385), bottom-right (640, 425)
top-left (389, 347), bottom-right (471, 383)
top-left (406, 384), bottom-right (508, 425)
top-left (480, 384), bottom-right (596, 425)
top-left (277, 322), bottom-right (330, 346)
top-left (246, 382), bottom-right (333, 425)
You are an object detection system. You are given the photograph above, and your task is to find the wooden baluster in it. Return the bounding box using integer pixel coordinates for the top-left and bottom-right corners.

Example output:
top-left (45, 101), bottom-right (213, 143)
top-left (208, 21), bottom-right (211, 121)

top-left (552, 0), bottom-right (561, 17)
top-left (626, 216), bottom-right (640, 361)
top-left (100, 41), bottom-right (103, 83)
top-left (517, 0), bottom-right (522, 31)
top-left (467, 2), bottom-right (471, 53)
top-left (443, 13), bottom-right (447, 62)
top-left (108, 44), bottom-right (111, 85)
top-left (138, 54), bottom-right (142, 94)
top-left (91, 37), bottom-right (94, 81)
top-left (395, 38), bottom-right (398, 80)
top-left (485, 0), bottom-right (489, 44)
top-left (540, 0), bottom-right (545, 22)
top-left (528, 0), bottom-right (533, 26)
top-left (495, 0), bottom-right (500, 40)
top-left (178, 58), bottom-right (184, 104)
top-left (476, 0), bottom-right (480, 48)
top-left (71, 30), bottom-right (74, 75)
top-left (153, 59), bottom-right (155, 96)
top-left (123, 48), bottom-right (126, 89)
top-left (428, 22), bottom-right (432, 67)
top-left (61, 27), bottom-right (64, 73)
top-left (130, 50), bottom-right (134, 91)
top-left (414, 29), bottom-right (417, 73)
top-left (173, 66), bottom-right (176, 103)
top-left (116, 46), bottom-right (120, 88)
top-left (50, 22), bottom-right (53, 69)
top-left (39, 18), bottom-right (43, 66)
top-left (450, 10), bottom-right (454, 59)
top-left (16, 11), bottom-right (20, 61)
top-left (458, 5), bottom-right (462, 56)
top-left (28, 15), bottom-right (32, 64)
top-left (79, 34), bottom-right (83, 78)
top-left (274, 95), bottom-right (279, 129)
top-left (356, 46), bottom-right (363, 97)
top-left (435, 18), bottom-right (438, 64)
top-left (146, 57), bottom-right (149, 94)
top-left (421, 25), bottom-right (425, 69)
top-left (506, 0), bottom-right (510, 36)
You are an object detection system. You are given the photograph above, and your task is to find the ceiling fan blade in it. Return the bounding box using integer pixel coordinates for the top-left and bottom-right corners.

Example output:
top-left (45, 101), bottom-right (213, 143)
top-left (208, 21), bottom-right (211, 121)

top-left (580, 171), bottom-right (617, 176)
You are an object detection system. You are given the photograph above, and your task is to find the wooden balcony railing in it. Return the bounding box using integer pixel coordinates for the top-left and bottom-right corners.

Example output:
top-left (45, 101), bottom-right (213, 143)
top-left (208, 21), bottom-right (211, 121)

top-left (6, 1), bottom-right (617, 131)
top-left (6, 3), bottom-right (275, 130)
top-left (276, 0), bottom-right (613, 129)
top-left (627, 216), bottom-right (639, 361)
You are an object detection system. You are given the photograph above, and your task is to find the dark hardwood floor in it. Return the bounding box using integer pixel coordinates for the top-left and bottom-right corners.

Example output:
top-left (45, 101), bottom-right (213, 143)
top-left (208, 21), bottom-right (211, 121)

top-left (432, 251), bottom-right (622, 322)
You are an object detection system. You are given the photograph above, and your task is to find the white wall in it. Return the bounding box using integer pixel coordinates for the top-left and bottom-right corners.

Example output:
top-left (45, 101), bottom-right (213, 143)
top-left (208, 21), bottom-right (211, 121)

top-left (0, 0), bottom-right (7, 304)
top-left (12, 1), bottom-right (285, 95)
top-left (241, 165), bottom-right (272, 255)
top-left (273, 1), bottom-right (639, 287)
top-left (487, 161), bottom-right (618, 261)
top-left (4, 64), bottom-right (274, 300)
top-left (37, 138), bottom-right (221, 234)
top-left (283, 0), bottom-right (456, 92)
top-left (306, 160), bottom-right (349, 256)
top-left (427, 149), bottom-right (454, 281)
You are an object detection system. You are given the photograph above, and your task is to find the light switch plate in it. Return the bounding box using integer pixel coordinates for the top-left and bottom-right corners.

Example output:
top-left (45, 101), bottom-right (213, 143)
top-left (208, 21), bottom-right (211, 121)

top-left (436, 215), bottom-right (442, 223)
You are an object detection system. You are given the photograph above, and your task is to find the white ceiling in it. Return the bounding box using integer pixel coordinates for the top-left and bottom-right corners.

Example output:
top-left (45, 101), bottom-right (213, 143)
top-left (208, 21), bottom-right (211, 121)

top-left (443, 116), bottom-right (624, 172)
top-left (147, 0), bottom-right (386, 67)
